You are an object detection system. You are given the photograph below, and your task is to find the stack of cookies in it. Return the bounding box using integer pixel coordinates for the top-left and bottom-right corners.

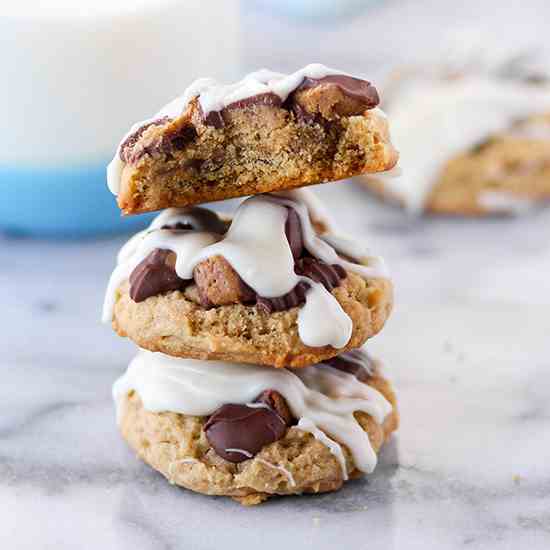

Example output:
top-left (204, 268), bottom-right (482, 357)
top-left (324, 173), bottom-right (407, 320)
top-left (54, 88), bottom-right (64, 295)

top-left (103, 64), bottom-right (400, 505)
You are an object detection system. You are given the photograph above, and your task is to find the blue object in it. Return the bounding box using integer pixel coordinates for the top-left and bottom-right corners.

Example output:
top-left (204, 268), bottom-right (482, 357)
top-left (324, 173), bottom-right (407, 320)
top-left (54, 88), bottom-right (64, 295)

top-left (251, 0), bottom-right (377, 21)
top-left (0, 161), bottom-right (153, 238)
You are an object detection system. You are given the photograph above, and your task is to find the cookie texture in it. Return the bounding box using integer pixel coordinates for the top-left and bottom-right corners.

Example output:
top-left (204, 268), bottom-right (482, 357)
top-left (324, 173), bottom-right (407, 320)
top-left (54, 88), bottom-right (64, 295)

top-left (361, 113), bottom-right (550, 216)
top-left (111, 270), bottom-right (392, 368)
top-left (117, 365), bottom-right (399, 505)
top-left (116, 97), bottom-right (397, 214)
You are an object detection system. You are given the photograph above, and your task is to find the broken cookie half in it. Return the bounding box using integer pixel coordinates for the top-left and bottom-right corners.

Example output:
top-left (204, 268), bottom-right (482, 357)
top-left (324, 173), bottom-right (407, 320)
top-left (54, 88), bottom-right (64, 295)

top-left (107, 64), bottom-right (398, 215)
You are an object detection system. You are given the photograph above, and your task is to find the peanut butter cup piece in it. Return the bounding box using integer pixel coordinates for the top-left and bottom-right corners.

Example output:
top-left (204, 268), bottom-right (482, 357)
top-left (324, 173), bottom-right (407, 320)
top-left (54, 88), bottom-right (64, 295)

top-left (324, 349), bottom-right (375, 383)
top-left (193, 255), bottom-right (256, 307)
top-left (291, 75), bottom-right (380, 120)
top-left (129, 249), bottom-right (187, 302)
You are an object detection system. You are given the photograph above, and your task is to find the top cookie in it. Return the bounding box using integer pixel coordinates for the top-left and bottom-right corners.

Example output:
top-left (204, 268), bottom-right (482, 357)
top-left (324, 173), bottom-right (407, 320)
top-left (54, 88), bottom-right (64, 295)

top-left (107, 64), bottom-right (398, 214)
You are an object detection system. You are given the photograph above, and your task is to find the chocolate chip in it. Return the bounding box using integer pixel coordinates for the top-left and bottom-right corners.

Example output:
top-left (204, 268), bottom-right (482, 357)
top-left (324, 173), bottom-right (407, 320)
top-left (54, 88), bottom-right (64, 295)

top-left (285, 207), bottom-right (304, 260)
top-left (323, 349), bottom-right (375, 383)
top-left (161, 222), bottom-right (194, 231)
top-left (289, 100), bottom-right (319, 124)
top-left (256, 282), bottom-right (309, 314)
top-left (255, 259), bottom-right (346, 314)
top-left (161, 207), bottom-right (227, 234)
top-left (119, 117), bottom-right (171, 162)
top-left (225, 92), bottom-right (282, 111)
top-left (203, 109), bottom-right (225, 129)
top-left (294, 257), bottom-right (346, 291)
top-left (162, 124), bottom-right (197, 151)
top-left (129, 249), bottom-right (188, 302)
top-left (255, 390), bottom-right (294, 425)
top-left (204, 403), bottom-right (288, 463)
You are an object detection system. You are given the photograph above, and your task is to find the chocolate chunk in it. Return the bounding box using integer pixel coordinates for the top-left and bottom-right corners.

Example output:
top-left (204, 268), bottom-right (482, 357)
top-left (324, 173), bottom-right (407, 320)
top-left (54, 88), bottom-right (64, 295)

top-left (294, 257), bottom-right (346, 291)
top-left (255, 259), bottom-right (346, 314)
top-left (323, 349), bottom-right (375, 383)
top-left (284, 207), bottom-right (304, 260)
top-left (255, 390), bottom-right (294, 425)
top-left (161, 222), bottom-right (194, 231)
top-left (162, 124), bottom-right (197, 151)
top-left (160, 207), bottom-right (228, 234)
top-left (290, 100), bottom-right (321, 124)
top-left (256, 282), bottom-right (309, 314)
top-left (119, 117), bottom-right (171, 162)
top-left (129, 249), bottom-right (188, 302)
top-left (203, 109), bottom-right (225, 129)
top-left (225, 92), bottom-right (282, 111)
top-left (204, 403), bottom-right (288, 463)
top-left (297, 75), bottom-right (379, 109)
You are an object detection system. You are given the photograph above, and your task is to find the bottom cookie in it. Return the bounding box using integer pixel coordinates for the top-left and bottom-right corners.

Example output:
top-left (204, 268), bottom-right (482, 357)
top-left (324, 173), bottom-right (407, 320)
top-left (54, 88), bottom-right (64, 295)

top-left (114, 349), bottom-right (398, 505)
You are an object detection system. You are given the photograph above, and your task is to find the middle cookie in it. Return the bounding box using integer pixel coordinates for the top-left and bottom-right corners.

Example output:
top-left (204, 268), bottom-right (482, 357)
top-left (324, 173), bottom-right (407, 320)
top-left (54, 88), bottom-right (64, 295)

top-left (103, 191), bottom-right (392, 368)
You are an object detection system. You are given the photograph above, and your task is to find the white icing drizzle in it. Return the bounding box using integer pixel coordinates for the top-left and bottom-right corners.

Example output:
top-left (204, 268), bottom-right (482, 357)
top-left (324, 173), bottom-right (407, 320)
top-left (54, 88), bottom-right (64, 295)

top-left (261, 193), bottom-right (389, 281)
top-left (102, 192), bottom-right (388, 349)
top-left (113, 350), bottom-right (393, 475)
top-left (225, 448), bottom-right (254, 459)
top-left (478, 191), bottom-right (536, 214)
top-left (296, 284), bottom-right (351, 349)
top-left (107, 63), bottom-right (350, 195)
top-left (506, 118), bottom-right (550, 140)
top-left (365, 77), bottom-right (550, 213)
top-left (255, 458), bottom-right (296, 487)
top-left (244, 402), bottom-right (271, 410)
top-left (273, 188), bottom-right (337, 233)
top-left (321, 233), bottom-right (388, 275)
top-left (297, 418), bottom-right (348, 480)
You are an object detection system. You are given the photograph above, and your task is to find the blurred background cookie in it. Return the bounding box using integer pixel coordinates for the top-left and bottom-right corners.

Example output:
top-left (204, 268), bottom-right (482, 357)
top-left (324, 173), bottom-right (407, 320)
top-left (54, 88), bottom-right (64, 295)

top-left (360, 68), bottom-right (550, 216)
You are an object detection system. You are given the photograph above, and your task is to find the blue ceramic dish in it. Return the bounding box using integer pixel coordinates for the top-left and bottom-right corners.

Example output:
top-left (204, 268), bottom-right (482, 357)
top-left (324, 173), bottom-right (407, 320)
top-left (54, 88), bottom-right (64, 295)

top-left (0, 161), bottom-right (153, 238)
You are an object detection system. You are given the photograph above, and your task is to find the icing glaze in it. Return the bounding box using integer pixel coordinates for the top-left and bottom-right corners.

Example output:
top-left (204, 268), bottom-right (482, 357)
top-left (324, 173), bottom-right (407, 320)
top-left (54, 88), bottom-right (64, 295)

top-left (107, 64), bottom-right (366, 195)
top-left (297, 418), bottom-right (348, 480)
top-left (102, 192), bottom-right (388, 349)
top-left (224, 448), bottom-right (254, 459)
top-left (478, 191), bottom-right (536, 214)
top-left (113, 349), bottom-right (393, 475)
top-left (507, 118), bottom-right (550, 140)
top-left (365, 77), bottom-right (550, 212)
top-left (273, 188), bottom-right (336, 233)
top-left (255, 458), bottom-right (296, 487)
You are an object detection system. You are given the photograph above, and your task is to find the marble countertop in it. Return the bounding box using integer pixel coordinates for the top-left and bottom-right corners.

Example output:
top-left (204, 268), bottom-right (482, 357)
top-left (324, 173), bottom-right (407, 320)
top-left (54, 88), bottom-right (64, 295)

top-left (2, 181), bottom-right (550, 549)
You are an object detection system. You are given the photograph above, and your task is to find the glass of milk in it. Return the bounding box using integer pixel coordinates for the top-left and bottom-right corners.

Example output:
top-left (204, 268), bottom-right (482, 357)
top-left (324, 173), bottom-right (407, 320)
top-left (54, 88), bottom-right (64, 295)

top-left (1, 0), bottom-right (240, 237)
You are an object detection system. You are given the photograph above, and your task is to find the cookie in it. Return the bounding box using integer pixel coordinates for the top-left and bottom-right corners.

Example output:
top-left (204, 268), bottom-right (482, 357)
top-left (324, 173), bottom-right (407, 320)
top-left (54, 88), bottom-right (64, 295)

top-left (114, 349), bottom-right (399, 505)
top-left (103, 192), bottom-right (392, 368)
top-left (360, 77), bottom-right (550, 215)
top-left (107, 64), bottom-right (398, 214)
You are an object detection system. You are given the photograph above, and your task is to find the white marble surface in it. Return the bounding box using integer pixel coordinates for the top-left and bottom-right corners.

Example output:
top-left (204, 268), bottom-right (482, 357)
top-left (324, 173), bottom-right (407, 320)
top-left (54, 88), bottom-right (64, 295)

top-left (2, 181), bottom-right (550, 549)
